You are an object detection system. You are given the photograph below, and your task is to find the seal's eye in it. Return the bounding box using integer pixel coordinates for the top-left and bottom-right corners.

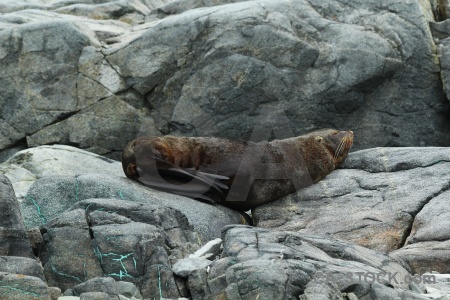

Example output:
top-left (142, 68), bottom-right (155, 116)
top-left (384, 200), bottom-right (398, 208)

top-left (315, 136), bottom-right (324, 142)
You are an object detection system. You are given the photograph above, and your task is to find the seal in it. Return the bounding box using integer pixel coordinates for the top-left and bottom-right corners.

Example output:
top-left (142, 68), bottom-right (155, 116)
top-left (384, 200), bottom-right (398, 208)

top-left (122, 129), bottom-right (353, 210)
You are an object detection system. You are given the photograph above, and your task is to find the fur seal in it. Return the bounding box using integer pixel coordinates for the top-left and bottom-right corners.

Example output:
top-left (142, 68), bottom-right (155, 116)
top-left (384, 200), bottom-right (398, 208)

top-left (122, 129), bottom-right (353, 211)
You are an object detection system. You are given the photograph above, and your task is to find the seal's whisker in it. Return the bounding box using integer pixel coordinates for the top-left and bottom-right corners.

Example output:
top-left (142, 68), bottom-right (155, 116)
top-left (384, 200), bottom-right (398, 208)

top-left (335, 139), bottom-right (345, 158)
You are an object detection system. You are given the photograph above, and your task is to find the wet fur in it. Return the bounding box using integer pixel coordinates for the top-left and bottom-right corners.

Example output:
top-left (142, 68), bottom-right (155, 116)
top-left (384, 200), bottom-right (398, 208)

top-left (122, 129), bottom-right (354, 210)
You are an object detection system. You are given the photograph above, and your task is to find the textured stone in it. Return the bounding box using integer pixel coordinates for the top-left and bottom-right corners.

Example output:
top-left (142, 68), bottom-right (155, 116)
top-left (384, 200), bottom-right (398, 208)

top-left (73, 277), bottom-right (119, 299)
top-left (187, 225), bottom-right (417, 299)
top-left (172, 257), bottom-right (212, 278)
top-left (0, 272), bottom-right (50, 300)
top-left (0, 175), bottom-right (34, 258)
top-left (254, 148), bottom-right (450, 255)
top-left (0, 145), bottom-right (122, 200)
top-left (115, 281), bottom-right (143, 300)
top-left (0, 256), bottom-right (45, 281)
top-left (1, 0), bottom-right (449, 160)
top-left (189, 238), bottom-right (222, 260)
top-left (21, 174), bottom-right (245, 242)
top-left (39, 199), bottom-right (202, 298)
top-left (0, 20), bottom-right (92, 150)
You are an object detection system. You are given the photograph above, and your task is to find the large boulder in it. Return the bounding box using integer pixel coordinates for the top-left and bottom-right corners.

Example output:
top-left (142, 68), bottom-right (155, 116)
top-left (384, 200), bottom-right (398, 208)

top-left (21, 174), bottom-right (246, 242)
top-left (0, 145), bottom-right (123, 199)
top-left (39, 199), bottom-right (201, 298)
top-left (1, 0), bottom-right (450, 161)
top-left (185, 225), bottom-right (430, 300)
top-left (0, 175), bottom-right (51, 299)
top-left (253, 147), bottom-right (450, 275)
top-left (0, 272), bottom-right (51, 300)
top-left (0, 175), bottom-right (34, 258)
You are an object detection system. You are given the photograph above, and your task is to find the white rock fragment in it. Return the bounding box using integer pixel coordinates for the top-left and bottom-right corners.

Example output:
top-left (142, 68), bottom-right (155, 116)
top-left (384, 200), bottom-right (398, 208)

top-left (189, 238), bottom-right (223, 260)
top-left (172, 257), bottom-right (212, 278)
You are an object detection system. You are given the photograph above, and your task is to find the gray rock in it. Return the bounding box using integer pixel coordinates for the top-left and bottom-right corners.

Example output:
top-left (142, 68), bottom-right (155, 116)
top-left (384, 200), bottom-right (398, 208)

top-left (388, 187), bottom-right (450, 275)
top-left (27, 96), bottom-right (150, 161)
top-left (20, 174), bottom-right (245, 242)
top-left (0, 8), bottom-right (127, 42)
top-left (254, 147), bottom-right (450, 255)
top-left (63, 288), bottom-right (75, 296)
top-left (0, 20), bottom-right (92, 150)
top-left (345, 283), bottom-right (432, 300)
top-left (73, 277), bottom-right (119, 299)
top-left (0, 272), bottom-right (50, 300)
top-left (54, 0), bottom-right (151, 25)
top-left (40, 199), bottom-right (202, 298)
top-left (189, 238), bottom-right (222, 260)
top-left (0, 175), bottom-right (34, 258)
top-left (438, 38), bottom-right (450, 103)
top-left (0, 142), bottom-right (27, 164)
top-left (79, 292), bottom-right (111, 300)
top-left (0, 145), bottom-right (122, 200)
top-left (0, 256), bottom-right (45, 281)
top-left (146, 0), bottom-right (246, 21)
top-left (106, 0), bottom-right (449, 150)
top-left (48, 286), bottom-right (62, 300)
top-left (187, 225), bottom-right (419, 299)
top-left (115, 281), bottom-right (142, 300)
top-left (1, 0), bottom-right (449, 160)
top-left (0, 0), bottom-right (171, 15)
top-left (27, 227), bottom-right (44, 256)
top-left (390, 240), bottom-right (450, 276)
top-left (40, 210), bottom-right (104, 291)
top-left (299, 279), bottom-right (343, 300)
top-left (172, 257), bottom-right (212, 278)
top-left (422, 273), bottom-right (450, 299)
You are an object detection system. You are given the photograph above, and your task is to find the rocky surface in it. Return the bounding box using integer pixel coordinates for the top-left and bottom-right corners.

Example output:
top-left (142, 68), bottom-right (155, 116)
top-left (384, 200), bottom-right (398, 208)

top-left (0, 145), bottom-right (123, 199)
top-left (2, 0), bottom-right (450, 162)
top-left (0, 272), bottom-right (51, 300)
top-left (20, 174), bottom-right (245, 242)
top-left (0, 175), bottom-right (34, 258)
top-left (40, 199), bottom-right (199, 298)
top-left (184, 225), bottom-right (432, 300)
top-left (0, 145), bottom-right (246, 242)
top-left (1, 0), bottom-right (450, 299)
top-left (254, 147), bottom-right (450, 275)
top-left (0, 174), bottom-right (51, 299)
top-left (1, 144), bottom-right (450, 298)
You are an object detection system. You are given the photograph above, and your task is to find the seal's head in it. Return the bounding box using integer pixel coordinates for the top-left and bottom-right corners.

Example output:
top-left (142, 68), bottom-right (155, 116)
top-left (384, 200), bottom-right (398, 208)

top-left (299, 129), bottom-right (353, 182)
top-left (313, 129), bottom-right (354, 167)
top-left (122, 136), bottom-right (180, 182)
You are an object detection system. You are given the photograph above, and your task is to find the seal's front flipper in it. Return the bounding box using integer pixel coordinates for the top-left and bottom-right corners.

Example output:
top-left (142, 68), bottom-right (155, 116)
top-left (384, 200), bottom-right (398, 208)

top-left (136, 166), bottom-right (229, 201)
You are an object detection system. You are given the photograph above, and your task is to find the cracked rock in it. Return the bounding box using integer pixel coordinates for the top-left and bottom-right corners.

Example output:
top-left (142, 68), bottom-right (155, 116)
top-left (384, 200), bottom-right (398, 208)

top-left (20, 174), bottom-right (246, 242)
top-left (186, 225), bottom-right (421, 299)
top-left (172, 256), bottom-right (212, 278)
top-left (2, 0), bottom-right (450, 159)
top-left (254, 147), bottom-right (450, 258)
top-left (0, 20), bottom-right (93, 150)
top-left (0, 175), bottom-right (34, 258)
top-left (0, 145), bottom-right (123, 200)
top-left (39, 199), bottom-right (201, 299)
top-left (0, 272), bottom-right (51, 300)
top-left (189, 238), bottom-right (222, 260)
top-left (73, 277), bottom-right (119, 299)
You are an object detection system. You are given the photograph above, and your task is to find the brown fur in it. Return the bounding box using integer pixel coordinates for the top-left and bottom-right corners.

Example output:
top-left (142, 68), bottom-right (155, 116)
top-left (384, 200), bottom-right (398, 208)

top-left (122, 129), bottom-right (353, 210)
